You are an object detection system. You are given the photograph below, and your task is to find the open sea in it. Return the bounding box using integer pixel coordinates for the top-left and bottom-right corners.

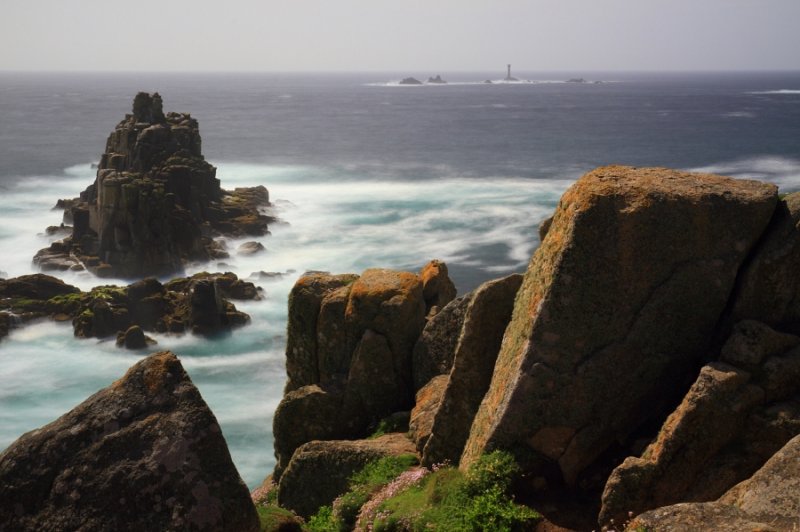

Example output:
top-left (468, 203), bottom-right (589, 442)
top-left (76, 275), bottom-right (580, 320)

top-left (1, 71), bottom-right (799, 488)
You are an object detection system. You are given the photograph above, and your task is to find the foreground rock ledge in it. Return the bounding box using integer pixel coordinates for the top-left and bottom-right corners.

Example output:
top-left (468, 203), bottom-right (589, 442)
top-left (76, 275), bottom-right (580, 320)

top-left (461, 165), bottom-right (778, 484)
top-left (0, 351), bottom-right (259, 531)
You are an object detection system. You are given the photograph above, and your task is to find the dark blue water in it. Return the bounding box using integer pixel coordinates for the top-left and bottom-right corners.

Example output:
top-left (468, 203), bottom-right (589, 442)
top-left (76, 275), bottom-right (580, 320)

top-left (1, 71), bottom-right (799, 488)
top-left (2, 71), bottom-right (799, 181)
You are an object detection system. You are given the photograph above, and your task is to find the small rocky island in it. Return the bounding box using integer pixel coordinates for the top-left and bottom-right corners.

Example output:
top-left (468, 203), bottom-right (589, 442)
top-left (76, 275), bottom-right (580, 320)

top-left (34, 92), bottom-right (273, 278)
top-left (399, 77), bottom-right (423, 85)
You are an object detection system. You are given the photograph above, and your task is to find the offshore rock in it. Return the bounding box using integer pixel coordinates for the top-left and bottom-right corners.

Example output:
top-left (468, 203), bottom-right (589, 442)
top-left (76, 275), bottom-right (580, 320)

top-left (277, 434), bottom-right (416, 519)
top-left (460, 166), bottom-right (777, 484)
top-left (600, 320), bottom-right (800, 524)
top-left (630, 433), bottom-right (800, 531)
top-left (422, 273), bottom-right (522, 467)
top-left (0, 272), bottom-right (256, 342)
top-left (0, 351), bottom-right (259, 531)
top-left (273, 262), bottom-right (452, 479)
top-left (33, 92), bottom-right (274, 278)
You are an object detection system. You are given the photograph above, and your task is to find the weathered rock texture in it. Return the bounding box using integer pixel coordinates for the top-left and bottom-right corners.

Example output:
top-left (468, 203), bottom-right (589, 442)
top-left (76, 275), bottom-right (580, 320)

top-left (422, 273), bottom-right (523, 467)
top-left (33, 92), bottom-right (273, 278)
top-left (409, 374), bottom-right (449, 453)
top-left (0, 351), bottom-right (259, 531)
top-left (272, 262), bottom-right (455, 479)
top-left (0, 272), bottom-right (258, 342)
top-left (600, 320), bottom-right (800, 524)
top-left (277, 434), bottom-right (416, 519)
top-left (629, 433), bottom-right (800, 531)
top-left (730, 192), bottom-right (800, 333)
top-left (411, 294), bottom-right (472, 392)
top-left (461, 166), bottom-right (777, 485)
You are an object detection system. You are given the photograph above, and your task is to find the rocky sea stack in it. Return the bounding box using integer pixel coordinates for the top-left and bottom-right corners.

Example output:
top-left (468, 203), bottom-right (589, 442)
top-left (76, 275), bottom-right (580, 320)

top-left (34, 92), bottom-right (273, 278)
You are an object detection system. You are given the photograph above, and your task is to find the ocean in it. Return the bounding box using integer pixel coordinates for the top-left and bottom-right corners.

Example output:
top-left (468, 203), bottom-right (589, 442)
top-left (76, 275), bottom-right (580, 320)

top-left (0, 71), bottom-right (799, 488)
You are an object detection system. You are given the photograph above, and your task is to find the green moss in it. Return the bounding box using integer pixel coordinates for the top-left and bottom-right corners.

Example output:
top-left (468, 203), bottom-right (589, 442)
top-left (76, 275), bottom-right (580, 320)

top-left (46, 292), bottom-right (86, 315)
top-left (8, 298), bottom-right (44, 311)
top-left (88, 285), bottom-right (126, 301)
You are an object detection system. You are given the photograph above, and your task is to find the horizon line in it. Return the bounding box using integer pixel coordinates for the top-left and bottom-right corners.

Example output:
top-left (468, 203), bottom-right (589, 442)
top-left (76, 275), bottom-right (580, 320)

top-left (1, 68), bottom-right (799, 75)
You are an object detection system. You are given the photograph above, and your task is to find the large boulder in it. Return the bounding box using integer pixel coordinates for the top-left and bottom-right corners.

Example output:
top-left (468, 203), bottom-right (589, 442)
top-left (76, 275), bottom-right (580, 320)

top-left (284, 272), bottom-right (359, 392)
top-left (461, 166), bottom-right (777, 484)
top-left (600, 320), bottom-right (800, 524)
top-left (274, 263), bottom-right (447, 480)
top-left (0, 351), bottom-right (258, 531)
top-left (272, 384), bottom-right (345, 480)
top-left (422, 274), bottom-right (523, 467)
top-left (630, 433), bottom-right (800, 531)
top-left (277, 434), bottom-right (417, 519)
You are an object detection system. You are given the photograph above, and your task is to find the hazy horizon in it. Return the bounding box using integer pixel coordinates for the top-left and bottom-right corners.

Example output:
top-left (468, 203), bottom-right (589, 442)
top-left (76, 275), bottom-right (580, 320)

top-left (2, 0), bottom-right (799, 72)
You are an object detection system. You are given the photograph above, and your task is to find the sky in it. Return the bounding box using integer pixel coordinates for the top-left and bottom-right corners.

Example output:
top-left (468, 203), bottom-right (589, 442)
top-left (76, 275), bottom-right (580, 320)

top-left (1, 0), bottom-right (799, 72)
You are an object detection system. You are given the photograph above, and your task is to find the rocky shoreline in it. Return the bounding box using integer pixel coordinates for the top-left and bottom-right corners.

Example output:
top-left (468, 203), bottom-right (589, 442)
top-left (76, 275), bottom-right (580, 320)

top-left (2, 99), bottom-right (800, 530)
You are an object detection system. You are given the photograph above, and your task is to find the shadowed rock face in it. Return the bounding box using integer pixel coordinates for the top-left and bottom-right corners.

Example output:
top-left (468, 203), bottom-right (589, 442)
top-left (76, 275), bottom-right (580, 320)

top-left (33, 92), bottom-right (273, 278)
top-left (277, 434), bottom-right (417, 519)
top-left (0, 351), bottom-right (259, 532)
top-left (460, 166), bottom-right (778, 484)
top-left (421, 273), bottom-right (523, 467)
top-left (730, 192), bottom-right (800, 334)
top-left (629, 433), bottom-right (800, 531)
top-left (599, 320), bottom-right (800, 524)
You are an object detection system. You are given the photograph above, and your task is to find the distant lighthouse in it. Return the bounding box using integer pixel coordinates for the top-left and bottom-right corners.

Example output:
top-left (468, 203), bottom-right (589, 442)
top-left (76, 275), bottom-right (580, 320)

top-left (505, 64), bottom-right (518, 82)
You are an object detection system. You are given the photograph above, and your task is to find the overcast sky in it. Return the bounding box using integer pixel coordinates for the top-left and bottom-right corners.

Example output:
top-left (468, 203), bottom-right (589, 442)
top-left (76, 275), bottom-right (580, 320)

top-left (2, 0), bottom-right (799, 72)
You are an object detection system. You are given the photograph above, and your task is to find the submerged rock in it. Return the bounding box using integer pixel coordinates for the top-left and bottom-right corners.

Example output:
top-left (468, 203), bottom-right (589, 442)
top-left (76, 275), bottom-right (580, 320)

top-left (461, 166), bottom-right (777, 485)
top-left (0, 351), bottom-right (259, 531)
top-left (33, 92), bottom-right (275, 278)
top-left (399, 77), bottom-right (423, 85)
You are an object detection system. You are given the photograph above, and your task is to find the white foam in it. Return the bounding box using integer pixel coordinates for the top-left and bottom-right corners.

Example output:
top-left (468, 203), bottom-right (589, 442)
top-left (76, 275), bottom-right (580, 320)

top-left (0, 160), bottom-right (575, 488)
top-left (748, 89), bottom-right (800, 95)
top-left (688, 155), bottom-right (800, 191)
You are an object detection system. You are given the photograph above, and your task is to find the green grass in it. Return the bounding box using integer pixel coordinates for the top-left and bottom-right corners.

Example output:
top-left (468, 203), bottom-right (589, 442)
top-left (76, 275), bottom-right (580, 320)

top-left (368, 451), bottom-right (540, 532)
top-left (306, 451), bottom-right (540, 531)
top-left (256, 504), bottom-right (301, 531)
